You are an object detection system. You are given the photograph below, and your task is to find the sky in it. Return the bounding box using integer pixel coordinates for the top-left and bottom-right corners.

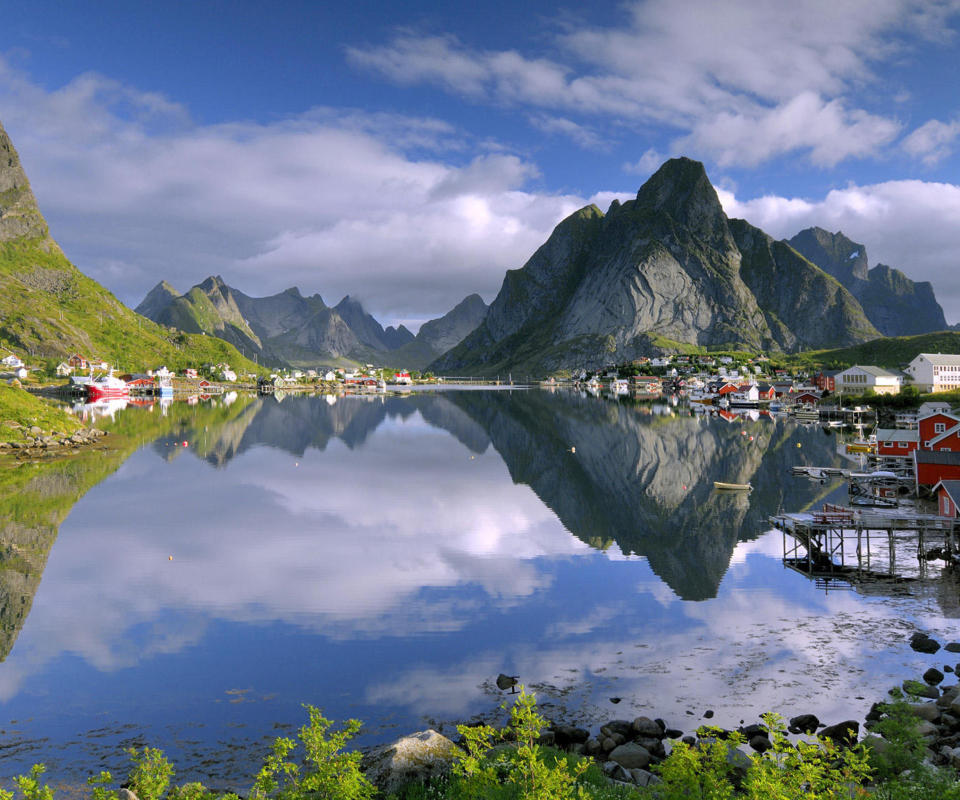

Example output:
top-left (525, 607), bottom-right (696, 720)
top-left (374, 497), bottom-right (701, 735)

top-left (3, 0), bottom-right (960, 330)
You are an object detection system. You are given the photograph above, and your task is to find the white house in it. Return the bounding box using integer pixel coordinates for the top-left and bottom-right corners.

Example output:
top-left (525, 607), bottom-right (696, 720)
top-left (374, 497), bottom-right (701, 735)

top-left (835, 365), bottom-right (903, 395)
top-left (221, 369), bottom-right (237, 382)
top-left (1, 354), bottom-right (24, 369)
top-left (323, 371), bottom-right (336, 381)
top-left (55, 362), bottom-right (73, 377)
top-left (904, 353), bottom-right (960, 393)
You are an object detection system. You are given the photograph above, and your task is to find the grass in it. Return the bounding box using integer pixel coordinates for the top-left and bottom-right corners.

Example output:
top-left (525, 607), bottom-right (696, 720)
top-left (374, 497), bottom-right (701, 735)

top-left (0, 384), bottom-right (82, 443)
top-left (0, 237), bottom-right (266, 376)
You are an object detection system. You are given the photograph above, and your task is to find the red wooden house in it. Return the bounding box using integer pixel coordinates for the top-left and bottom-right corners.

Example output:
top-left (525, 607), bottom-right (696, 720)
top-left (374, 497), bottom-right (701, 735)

top-left (919, 413), bottom-right (960, 451)
top-left (67, 354), bottom-right (88, 370)
top-left (934, 480), bottom-right (960, 518)
top-left (793, 391), bottom-right (821, 405)
top-left (876, 430), bottom-right (919, 456)
top-left (813, 370), bottom-right (839, 392)
top-left (915, 450), bottom-right (960, 493)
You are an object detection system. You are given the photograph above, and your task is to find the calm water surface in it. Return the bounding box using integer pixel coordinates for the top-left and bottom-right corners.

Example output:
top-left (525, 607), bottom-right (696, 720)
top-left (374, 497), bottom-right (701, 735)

top-left (0, 389), bottom-right (957, 785)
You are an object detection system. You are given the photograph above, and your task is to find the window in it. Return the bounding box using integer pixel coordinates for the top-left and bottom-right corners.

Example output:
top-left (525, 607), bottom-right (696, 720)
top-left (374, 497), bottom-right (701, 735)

top-left (936, 423), bottom-right (947, 433)
top-left (884, 442), bottom-right (893, 448)
top-left (925, 441), bottom-right (932, 448)
top-left (900, 442), bottom-right (909, 448)
top-left (942, 448), bottom-right (951, 452)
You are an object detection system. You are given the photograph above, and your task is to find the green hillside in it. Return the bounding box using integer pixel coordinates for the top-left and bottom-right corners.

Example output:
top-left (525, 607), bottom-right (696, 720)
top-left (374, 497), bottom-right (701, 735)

top-left (789, 331), bottom-right (960, 370)
top-left (0, 236), bottom-right (264, 375)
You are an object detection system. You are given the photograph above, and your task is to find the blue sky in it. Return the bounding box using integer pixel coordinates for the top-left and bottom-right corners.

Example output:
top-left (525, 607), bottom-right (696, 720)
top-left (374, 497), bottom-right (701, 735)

top-left (4, 0), bottom-right (960, 328)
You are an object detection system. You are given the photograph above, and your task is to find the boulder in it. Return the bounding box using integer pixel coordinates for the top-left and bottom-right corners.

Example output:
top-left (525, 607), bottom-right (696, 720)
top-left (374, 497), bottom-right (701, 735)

top-left (904, 680), bottom-right (939, 699)
top-left (916, 721), bottom-right (939, 740)
top-left (604, 719), bottom-right (634, 738)
top-left (945, 643), bottom-right (960, 653)
top-left (820, 720), bottom-right (859, 746)
top-left (361, 730), bottom-right (460, 796)
top-left (912, 636), bottom-right (942, 654)
top-left (117, 790), bottom-right (138, 800)
top-left (553, 724), bottom-right (590, 747)
top-left (632, 716), bottom-right (663, 739)
top-left (629, 768), bottom-right (661, 788)
top-left (609, 742), bottom-right (652, 770)
top-left (909, 702), bottom-right (942, 723)
top-left (924, 668), bottom-right (945, 686)
top-left (790, 714), bottom-right (820, 733)
top-left (664, 728), bottom-right (684, 739)
top-left (585, 738), bottom-right (601, 756)
top-left (749, 735), bottom-right (772, 753)
top-left (601, 737), bottom-right (617, 753)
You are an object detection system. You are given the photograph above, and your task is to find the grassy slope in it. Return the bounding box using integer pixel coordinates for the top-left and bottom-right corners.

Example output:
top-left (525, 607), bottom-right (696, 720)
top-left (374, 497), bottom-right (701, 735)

top-left (0, 384), bottom-right (83, 442)
top-left (0, 237), bottom-right (265, 375)
top-left (788, 331), bottom-right (960, 369)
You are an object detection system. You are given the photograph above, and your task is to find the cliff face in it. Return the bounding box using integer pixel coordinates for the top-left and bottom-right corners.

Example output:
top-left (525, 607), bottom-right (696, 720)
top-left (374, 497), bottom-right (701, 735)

top-left (787, 228), bottom-right (948, 336)
top-left (0, 120), bottom-right (57, 248)
top-left (433, 158), bottom-right (880, 376)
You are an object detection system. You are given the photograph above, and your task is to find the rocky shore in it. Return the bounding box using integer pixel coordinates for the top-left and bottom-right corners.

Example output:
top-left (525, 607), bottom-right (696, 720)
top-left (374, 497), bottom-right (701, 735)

top-left (359, 641), bottom-right (960, 795)
top-left (0, 420), bottom-right (107, 456)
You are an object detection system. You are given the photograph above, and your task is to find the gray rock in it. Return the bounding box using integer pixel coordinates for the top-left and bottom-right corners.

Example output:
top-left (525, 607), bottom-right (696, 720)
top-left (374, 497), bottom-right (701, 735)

top-left (611, 732), bottom-right (626, 746)
top-left (945, 643), bottom-right (960, 653)
top-left (909, 702), bottom-right (942, 723)
top-left (361, 730), bottom-right (460, 796)
top-left (28, 426), bottom-right (41, 436)
top-left (938, 685), bottom-right (960, 707)
top-left (604, 719), bottom-right (634, 738)
top-left (820, 720), bottom-right (859, 746)
top-left (629, 768), bottom-right (661, 787)
top-left (912, 636), bottom-right (942, 654)
top-left (924, 668), bottom-right (945, 686)
top-left (585, 738), bottom-right (601, 756)
top-left (601, 737), bottom-right (617, 753)
top-left (553, 724), bottom-right (589, 747)
top-left (609, 742), bottom-right (652, 770)
top-left (916, 721), bottom-right (939, 740)
top-left (116, 790), bottom-right (138, 800)
top-left (749, 735), bottom-right (772, 753)
top-left (905, 681), bottom-right (939, 699)
top-left (632, 716), bottom-right (663, 739)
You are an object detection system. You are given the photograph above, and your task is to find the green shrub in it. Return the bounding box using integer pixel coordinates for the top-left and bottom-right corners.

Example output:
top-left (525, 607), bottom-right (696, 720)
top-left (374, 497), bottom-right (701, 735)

top-left (250, 704), bottom-right (374, 800)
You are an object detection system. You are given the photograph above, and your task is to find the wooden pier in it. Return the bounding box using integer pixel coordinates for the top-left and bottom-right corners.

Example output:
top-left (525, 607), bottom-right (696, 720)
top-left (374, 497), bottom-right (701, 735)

top-left (772, 504), bottom-right (960, 591)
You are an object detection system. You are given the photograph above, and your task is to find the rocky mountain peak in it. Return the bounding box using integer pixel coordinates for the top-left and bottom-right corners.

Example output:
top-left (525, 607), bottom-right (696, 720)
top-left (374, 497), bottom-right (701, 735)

top-left (0, 119), bottom-right (57, 247)
top-left (135, 280), bottom-right (182, 319)
top-left (635, 157), bottom-right (728, 243)
top-left (788, 227), bottom-right (869, 283)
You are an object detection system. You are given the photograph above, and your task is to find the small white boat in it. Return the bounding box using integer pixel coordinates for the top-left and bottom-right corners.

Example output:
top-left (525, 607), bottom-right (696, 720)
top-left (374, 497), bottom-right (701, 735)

top-left (714, 481), bottom-right (753, 491)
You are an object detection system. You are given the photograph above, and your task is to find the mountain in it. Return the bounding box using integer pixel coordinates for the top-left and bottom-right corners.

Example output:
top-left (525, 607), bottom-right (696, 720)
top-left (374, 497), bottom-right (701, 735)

top-left (787, 227), bottom-right (948, 337)
top-left (432, 158), bottom-right (880, 376)
top-left (137, 277), bottom-right (487, 370)
top-left (388, 293), bottom-right (489, 369)
top-left (0, 118), bottom-right (259, 372)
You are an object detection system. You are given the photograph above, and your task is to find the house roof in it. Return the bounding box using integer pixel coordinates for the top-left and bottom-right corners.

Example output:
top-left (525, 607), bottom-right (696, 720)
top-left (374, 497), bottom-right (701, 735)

top-left (915, 353), bottom-right (960, 366)
top-left (934, 480), bottom-right (960, 502)
top-left (915, 450), bottom-right (960, 465)
top-left (840, 365), bottom-right (901, 378)
top-left (876, 429), bottom-right (919, 442)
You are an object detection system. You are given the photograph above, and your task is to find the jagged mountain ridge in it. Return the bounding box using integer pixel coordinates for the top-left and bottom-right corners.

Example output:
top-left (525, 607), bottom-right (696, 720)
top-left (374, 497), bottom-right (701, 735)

top-left (787, 227), bottom-right (948, 337)
top-left (136, 277), bottom-right (488, 370)
top-left (432, 158), bottom-right (881, 376)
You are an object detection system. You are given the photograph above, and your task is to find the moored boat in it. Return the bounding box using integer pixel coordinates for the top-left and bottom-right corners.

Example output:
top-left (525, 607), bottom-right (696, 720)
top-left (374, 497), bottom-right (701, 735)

top-left (85, 370), bottom-right (129, 400)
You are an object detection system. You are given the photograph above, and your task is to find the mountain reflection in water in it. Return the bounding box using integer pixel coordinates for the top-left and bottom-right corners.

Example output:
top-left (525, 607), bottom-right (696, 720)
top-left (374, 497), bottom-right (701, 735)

top-left (0, 390), bottom-right (947, 785)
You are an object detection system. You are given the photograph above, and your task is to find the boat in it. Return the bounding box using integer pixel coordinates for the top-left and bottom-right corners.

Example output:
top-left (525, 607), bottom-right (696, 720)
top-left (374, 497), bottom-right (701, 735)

top-left (714, 481), bottom-right (753, 491)
top-left (85, 370), bottom-right (129, 401)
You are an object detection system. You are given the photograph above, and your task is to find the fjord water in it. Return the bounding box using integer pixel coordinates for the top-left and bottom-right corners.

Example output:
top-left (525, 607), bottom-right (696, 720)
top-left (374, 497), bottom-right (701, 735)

top-left (0, 390), bottom-right (954, 784)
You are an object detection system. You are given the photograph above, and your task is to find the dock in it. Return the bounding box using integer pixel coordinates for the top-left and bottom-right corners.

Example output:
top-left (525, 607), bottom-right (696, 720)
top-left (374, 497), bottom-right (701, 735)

top-left (772, 505), bottom-right (960, 591)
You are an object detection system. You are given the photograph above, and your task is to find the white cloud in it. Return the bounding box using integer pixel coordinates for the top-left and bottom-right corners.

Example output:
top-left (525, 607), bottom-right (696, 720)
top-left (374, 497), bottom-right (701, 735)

top-left (528, 115), bottom-right (607, 151)
top-left (624, 148), bottom-right (666, 177)
top-left (349, 0), bottom-right (960, 167)
top-left (902, 118), bottom-right (960, 164)
top-left (718, 179), bottom-right (960, 323)
top-left (0, 55), bottom-right (588, 322)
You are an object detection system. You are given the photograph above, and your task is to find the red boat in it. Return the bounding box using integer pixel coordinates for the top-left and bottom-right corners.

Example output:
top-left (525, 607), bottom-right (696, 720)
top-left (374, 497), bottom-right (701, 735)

top-left (85, 371), bottom-right (129, 400)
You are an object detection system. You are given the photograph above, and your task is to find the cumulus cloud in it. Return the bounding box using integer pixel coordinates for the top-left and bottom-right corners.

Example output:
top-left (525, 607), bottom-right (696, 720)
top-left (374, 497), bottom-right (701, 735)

top-left (903, 118), bottom-right (960, 164)
top-left (718, 180), bottom-right (960, 323)
top-left (0, 56), bottom-right (588, 323)
top-left (349, 0), bottom-right (959, 166)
